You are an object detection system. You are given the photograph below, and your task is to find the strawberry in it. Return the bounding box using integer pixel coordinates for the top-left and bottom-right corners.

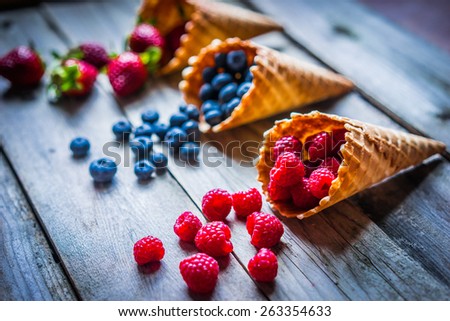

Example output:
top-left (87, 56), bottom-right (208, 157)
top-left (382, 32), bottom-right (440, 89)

top-left (129, 23), bottom-right (165, 53)
top-left (48, 58), bottom-right (98, 99)
top-left (107, 52), bottom-right (148, 97)
top-left (0, 46), bottom-right (45, 86)
top-left (65, 42), bottom-right (110, 69)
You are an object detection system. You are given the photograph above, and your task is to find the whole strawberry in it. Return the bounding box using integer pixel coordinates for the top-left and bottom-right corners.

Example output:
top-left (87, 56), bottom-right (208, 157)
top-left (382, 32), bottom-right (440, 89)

top-left (107, 52), bottom-right (148, 97)
top-left (0, 46), bottom-right (45, 86)
top-left (49, 58), bottom-right (97, 99)
top-left (66, 42), bottom-right (110, 69)
top-left (129, 23), bottom-right (165, 53)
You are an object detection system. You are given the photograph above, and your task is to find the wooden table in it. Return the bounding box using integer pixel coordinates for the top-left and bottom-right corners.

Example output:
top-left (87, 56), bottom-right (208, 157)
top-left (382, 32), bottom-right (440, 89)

top-left (1, 0), bottom-right (449, 301)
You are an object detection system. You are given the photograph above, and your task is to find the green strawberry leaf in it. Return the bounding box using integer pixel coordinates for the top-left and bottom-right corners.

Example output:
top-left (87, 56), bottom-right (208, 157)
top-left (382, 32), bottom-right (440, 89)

top-left (140, 46), bottom-right (162, 73)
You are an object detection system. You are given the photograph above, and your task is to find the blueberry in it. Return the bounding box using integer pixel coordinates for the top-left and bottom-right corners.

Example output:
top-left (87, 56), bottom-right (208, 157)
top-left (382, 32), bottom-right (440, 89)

top-left (211, 73), bottom-right (233, 91)
top-left (170, 112), bottom-right (189, 128)
top-left (185, 104), bottom-right (200, 121)
top-left (89, 158), bottom-right (117, 183)
top-left (214, 52), bottom-right (227, 68)
top-left (244, 69), bottom-right (253, 82)
top-left (149, 152), bottom-right (168, 168)
top-left (152, 122), bottom-right (170, 141)
top-left (130, 136), bottom-right (153, 158)
top-left (179, 104), bottom-right (188, 113)
top-left (134, 160), bottom-right (155, 180)
top-left (164, 127), bottom-right (188, 149)
top-left (204, 109), bottom-right (223, 126)
top-left (181, 120), bottom-right (200, 141)
top-left (112, 120), bottom-right (132, 141)
top-left (202, 66), bottom-right (217, 83)
top-left (179, 142), bottom-right (200, 161)
top-left (237, 82), bottom-right (252, 98)
top-left (201, 100), bottom-right (221, 115)
top-left (219, 82), bottom-right (238, 103)
top-left (141, 109), bottom-right (159, 124)
top-left (199, 83), bottom-right (217, 102)
top-left (134, 124), bottom-right (153, 138)
top-left (226, 50), bottom-right (247, 73)
top-left (224, 97), bottom-right (240, 118)
top-left (69, 137), bottom-right (90, 157)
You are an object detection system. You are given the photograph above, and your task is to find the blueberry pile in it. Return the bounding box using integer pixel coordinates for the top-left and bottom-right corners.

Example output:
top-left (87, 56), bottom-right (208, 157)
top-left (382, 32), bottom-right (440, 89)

top-left (199, 50), bottom-right (254, 127)
top-left (69, 106), bottom-right (201, 183)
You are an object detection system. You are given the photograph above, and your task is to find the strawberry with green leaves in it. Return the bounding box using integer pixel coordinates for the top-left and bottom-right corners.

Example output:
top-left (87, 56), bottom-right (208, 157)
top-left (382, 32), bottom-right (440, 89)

top-left (66, 42), bottom-right (110, 69)
top-left (0, 46), bottom-right (45, 87)
top-left (48, 58), bottom-right (98, 100)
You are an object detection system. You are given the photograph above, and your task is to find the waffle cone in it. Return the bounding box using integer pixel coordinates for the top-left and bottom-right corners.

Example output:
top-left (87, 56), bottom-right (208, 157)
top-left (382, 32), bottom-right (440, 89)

top-left (138, 0), bottom-right (282, 75)
top-left (180, 38), bottom-right (354, 132)
top-left (256, 111), bottom-right (446, 219)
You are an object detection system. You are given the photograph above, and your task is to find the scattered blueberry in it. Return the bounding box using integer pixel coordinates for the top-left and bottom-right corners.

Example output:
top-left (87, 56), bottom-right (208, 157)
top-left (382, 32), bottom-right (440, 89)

top-left (89, 158), bottom-right (117, 183)
top-left (170, 112), bottom-right (189, 128)
top-left (149, 152), bottom-right (168, 168)
top-left (224, 97), bottom-right (240, 118)
top-left (199, 83), bottom-right (217, 102)
top-left (141, 109), bottom-right (159, 124)
top-left (219, 82), bottom-right (238, 103)
top-left (134, 124), bottom-right (153, 138)
top-left (164, 127), bottom-right (188, 149)
top-left (214, 52), bottom-right (227, 68)
top-left (204, 109), bottom-right (223, 126)
top-left (179, 142), bottom-right (200, 161)
top-left (237, 82), bottom-right (252, 98)
top-left (70, 137), bottom-right (90, 157)
top-left (226, 50), bottom-right (247, 73)
top-left (202, 66), bottom-right (217, 83)
top-left (244, 69), bottom-right (253, 82)
top-left (179, 104), bottom-right (188, 113)
top-left (185, 104), bottom-right (200, 121)
top-left (112, 120), bottom-right (132, 141)
top-left (201, 100), bottom-right (221, 115)
top-left (211, 73), bottom-right (233, 91)
top-left (130, 136), bottom-right (153, 158)
top-left (152, 122), bottom-right (170, 141)
top-left (134, 160), bottom-right (155, 180)
top-left (181, 120), bottom-right (200, 141)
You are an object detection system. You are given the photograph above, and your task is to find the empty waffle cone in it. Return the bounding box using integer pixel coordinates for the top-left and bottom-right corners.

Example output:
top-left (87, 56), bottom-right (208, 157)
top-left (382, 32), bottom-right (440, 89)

top-left (180, 38), bottom-right (354, 132)
top-left (137, 0), bottom-right (283, 75)
top-left (256, 111), bottom-right (446, 219)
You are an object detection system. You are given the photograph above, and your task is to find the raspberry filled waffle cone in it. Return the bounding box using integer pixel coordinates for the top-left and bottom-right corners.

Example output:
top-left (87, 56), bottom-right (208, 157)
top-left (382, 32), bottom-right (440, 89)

top-left (256, 111), bottom-right (446, 219)
top-left (179, 38), bottom-right (353, 132)
top-left (137, 0), bottom-right (282, 75)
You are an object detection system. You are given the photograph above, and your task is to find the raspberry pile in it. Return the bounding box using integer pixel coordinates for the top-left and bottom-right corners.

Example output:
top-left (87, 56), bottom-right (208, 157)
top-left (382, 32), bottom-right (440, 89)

top-left (198, 50), bottom-right (254, 127)
top-left (268, 129), bottom-right (347, 210)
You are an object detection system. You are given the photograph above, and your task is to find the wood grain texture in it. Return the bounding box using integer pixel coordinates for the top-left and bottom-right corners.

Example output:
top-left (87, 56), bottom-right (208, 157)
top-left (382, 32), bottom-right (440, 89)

top-left (43, 1), bottom-right (450, 300)
top-left (246, 0), bottom-right (450, 151)
top-left (0, 8), bottom-right (264, 300)
top-left (0, 151), bottom-right (76, 300)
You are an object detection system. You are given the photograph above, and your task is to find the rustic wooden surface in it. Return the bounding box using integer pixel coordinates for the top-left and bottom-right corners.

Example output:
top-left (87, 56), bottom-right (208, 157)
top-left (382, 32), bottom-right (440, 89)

top-left (1, 0), bottom-right (449, 301)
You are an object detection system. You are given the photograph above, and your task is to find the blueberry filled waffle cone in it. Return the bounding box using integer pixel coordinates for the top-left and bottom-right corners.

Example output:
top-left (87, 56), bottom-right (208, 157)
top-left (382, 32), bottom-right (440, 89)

top-left (137, 0), bottom-right (283, 75)
top-left (179, 38), bottom-right (353, 132)
top-left (256, 111), bottom-right (446, 219)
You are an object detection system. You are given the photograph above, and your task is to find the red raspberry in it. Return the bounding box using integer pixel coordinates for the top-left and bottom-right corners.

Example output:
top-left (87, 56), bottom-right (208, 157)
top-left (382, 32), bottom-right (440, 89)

top-left (303, 159), bottom-right (322, 177)
top-left (195, 221), bottom-right (233, 257)
top-left (174, 211), bottom-right (202, 242)
top-left (309, 168), bottom-right (336, 199)
top-left (270, 152), bottom-right (304, 187)
top-left (248, 248), bottom-right (278, 282)
top-left (246, 212), bottom-right (284, 248)
top-left (272, 135), bottom-right (302, 160)
top-left (320, 157), bottom-right (340, 176)
top-left (290, 178), bottom-right (320, 210)
top-left (268, 180), bottom-right (291, 202)
top-left (232, 188), bottom-right (262, 218)
top-left (331, 128), bottom-right (347, 155)
top-left (306, 131), bottom-right (333, 162)
top-left (179, 253), bottom-right (219, 293)
top-left (202, 188), bottom-right (232, 221)
top-left (133, 236), bottom-right (165, 265)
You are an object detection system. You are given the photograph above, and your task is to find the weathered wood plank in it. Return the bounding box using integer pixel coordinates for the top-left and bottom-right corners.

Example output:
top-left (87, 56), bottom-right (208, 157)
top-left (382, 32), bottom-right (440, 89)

top-left (0, 8), bottom-right (265, 300)
top-left (44, 1), bottom-right (450, 300)
top-left (0, 151), bottom-right (77, 301)
top-left (246, 0), bottom-right (450, 151)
